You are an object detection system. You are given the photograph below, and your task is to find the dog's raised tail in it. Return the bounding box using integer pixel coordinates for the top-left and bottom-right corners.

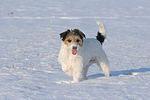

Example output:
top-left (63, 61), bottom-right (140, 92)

top-left (96, 21), bottom-right (106, 44)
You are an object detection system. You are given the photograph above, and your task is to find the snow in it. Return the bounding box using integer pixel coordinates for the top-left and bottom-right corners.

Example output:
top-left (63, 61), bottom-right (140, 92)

top-left (0, 0), bottom-right (150, 99)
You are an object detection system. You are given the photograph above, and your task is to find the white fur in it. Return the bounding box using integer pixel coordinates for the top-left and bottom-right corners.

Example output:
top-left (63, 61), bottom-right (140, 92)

top-left (58, 22), bottom-right (110, 83)
top-left (58, 39), bottom-right (110, 83)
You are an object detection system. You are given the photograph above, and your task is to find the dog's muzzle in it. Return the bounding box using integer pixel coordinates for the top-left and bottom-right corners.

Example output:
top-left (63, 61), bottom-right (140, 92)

top-left (72, 46), bottom-right (77, 55)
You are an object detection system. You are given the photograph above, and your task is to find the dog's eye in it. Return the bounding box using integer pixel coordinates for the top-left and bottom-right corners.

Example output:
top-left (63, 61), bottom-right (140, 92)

top-left (76, 39), bottom-right (80, 42)
top-left (67, 39), bottom-right (72, 43)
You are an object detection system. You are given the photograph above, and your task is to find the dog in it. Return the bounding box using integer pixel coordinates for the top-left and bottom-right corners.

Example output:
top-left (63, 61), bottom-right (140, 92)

top-left (58, 21), bottom-right (110, 83)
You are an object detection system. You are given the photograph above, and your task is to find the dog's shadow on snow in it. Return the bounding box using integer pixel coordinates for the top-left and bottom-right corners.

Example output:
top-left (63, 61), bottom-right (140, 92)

top-left (87, 67), bottom-right (150, 79)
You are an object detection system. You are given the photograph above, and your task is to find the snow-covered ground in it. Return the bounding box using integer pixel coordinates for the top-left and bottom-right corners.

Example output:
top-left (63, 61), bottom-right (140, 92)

top-left (0, 0), bottom-right (150, 99)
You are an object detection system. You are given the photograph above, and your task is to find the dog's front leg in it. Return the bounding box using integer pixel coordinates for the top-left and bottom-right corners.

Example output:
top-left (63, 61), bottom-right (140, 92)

top-left (72, 67), bottom-right (83, 83)
top-left (61, 63), bottom-right (73, 76)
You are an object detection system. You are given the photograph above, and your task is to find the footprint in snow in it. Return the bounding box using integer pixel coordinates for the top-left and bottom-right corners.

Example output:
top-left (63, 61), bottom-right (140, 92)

top-left (55, 80), bottom-right (72, 84)
top-left (119, 72), bottom-right (139, 76)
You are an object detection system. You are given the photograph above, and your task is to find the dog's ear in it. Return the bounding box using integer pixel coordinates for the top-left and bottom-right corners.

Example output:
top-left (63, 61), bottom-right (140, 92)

top-left (78, 30), bottom-right (86, 39)
top-left (73, 29), bottom-right (86, 39)
top-left (60, 29), bottom-right (70, 41)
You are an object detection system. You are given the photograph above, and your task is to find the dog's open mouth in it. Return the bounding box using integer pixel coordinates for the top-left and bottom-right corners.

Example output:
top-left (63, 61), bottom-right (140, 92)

top-left (72, 50), bottom-right (77, 55)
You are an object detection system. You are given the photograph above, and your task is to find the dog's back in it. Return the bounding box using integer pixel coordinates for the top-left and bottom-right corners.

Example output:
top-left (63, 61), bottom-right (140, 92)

top-left (80, 38), bottom-right (103, 59)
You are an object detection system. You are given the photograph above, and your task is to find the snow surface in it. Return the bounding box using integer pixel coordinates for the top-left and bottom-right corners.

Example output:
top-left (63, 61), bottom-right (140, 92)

top-left (0, 0), bottom-right (150, 100)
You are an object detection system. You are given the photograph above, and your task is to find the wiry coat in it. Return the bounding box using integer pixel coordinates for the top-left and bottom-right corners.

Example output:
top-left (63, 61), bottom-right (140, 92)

top-left (58, 21), bottom-right (110, 82)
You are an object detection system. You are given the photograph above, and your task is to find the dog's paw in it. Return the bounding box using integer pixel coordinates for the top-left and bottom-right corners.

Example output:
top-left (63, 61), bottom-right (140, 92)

top-left (83, 77), bottom-right (88, 80)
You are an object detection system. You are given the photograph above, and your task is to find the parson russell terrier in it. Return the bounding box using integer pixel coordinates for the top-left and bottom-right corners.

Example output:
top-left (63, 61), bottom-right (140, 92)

top-left (58, 21), bottom-right (110, 83)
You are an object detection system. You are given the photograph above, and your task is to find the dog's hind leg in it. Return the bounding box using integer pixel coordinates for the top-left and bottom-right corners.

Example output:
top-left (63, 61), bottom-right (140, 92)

top-left (96, 52), bottom-right (110, 77)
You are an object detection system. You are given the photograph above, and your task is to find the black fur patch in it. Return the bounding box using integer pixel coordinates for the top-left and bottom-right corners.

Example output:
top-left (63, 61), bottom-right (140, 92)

top-left (60, 29), bottom-right (70, 41)
top-left (60, 29), bottom-right (86, 41)
top-left (71, 29), bottom-right (86, 40)
top-left (96, 31), bottom-right (105, 44)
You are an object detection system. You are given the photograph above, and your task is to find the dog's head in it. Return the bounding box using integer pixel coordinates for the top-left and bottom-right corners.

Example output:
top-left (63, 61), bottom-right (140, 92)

top-left (60, 29), bottom-right (86, 55)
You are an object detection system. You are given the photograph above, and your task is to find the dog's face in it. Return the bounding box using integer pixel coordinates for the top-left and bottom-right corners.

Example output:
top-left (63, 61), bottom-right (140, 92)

top-left (60, 29), bottom-right (86, 55)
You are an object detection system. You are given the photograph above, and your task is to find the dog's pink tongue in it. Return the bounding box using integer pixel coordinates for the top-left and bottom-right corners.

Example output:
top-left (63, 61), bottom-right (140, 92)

top-left (72, 50), bottom-right (77, 55)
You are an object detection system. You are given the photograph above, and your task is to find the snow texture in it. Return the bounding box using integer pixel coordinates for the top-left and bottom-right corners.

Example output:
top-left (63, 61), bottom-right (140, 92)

top-left (0, 0), bottom-right (150, 100)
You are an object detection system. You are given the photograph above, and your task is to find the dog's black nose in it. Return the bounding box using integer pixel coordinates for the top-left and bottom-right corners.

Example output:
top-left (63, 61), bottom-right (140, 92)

top-left (72, 46), bottom-right (77, 50)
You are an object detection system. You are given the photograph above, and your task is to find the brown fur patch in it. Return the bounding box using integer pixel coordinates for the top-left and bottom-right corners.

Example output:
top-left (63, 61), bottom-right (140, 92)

top-left (64, 35), bottom-right (83, 47)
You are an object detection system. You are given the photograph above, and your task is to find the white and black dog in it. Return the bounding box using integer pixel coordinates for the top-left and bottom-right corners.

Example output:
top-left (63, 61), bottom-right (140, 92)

top-left (58, 21), bottom-right (110, 83)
